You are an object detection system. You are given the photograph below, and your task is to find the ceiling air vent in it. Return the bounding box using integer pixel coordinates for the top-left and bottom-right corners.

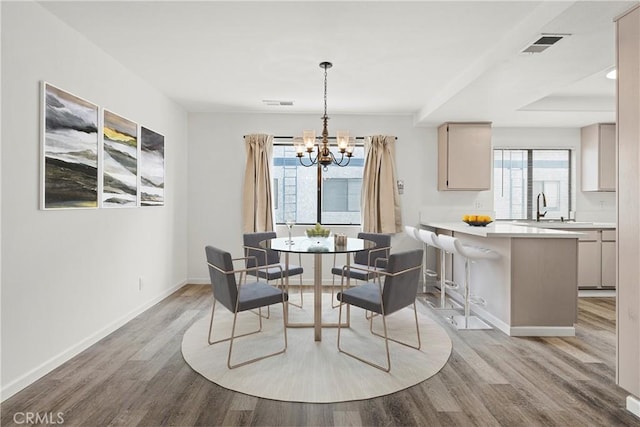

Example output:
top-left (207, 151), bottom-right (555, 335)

top-left (262, 99), bottom-right (294, 106)
top-left (521, 34), bottom-right (569, 54)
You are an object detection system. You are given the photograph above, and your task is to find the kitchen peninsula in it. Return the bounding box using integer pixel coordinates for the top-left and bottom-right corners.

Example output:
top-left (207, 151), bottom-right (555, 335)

top-left (422, 221), bottom-right (583, 336)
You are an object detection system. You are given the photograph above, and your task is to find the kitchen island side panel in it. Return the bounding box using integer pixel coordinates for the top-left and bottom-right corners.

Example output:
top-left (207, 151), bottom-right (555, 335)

top-left (510, 238), bottom-right (578, 327)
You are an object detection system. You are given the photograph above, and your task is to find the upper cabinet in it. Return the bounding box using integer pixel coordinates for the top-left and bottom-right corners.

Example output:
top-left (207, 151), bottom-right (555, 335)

top-left (437, 122), bottom-right (492, 191)
top-left (581, 123), bottom-right (616, 192)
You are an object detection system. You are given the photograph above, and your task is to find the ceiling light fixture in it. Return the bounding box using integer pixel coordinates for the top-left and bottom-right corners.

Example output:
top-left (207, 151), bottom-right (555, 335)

top-left (294, 61), bottom-right (354, 170)
top-left (606, 69), bottom-right (617, 80)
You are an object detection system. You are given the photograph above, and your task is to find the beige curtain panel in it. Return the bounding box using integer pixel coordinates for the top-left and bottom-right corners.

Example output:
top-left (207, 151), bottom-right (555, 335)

top-left (242, 134), bottom-right (275, 233)
top-left (362, 135), bottom-right (403, 233)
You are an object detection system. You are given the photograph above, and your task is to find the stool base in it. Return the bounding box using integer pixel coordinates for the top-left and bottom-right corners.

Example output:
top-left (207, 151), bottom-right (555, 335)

top-left (449, 314), bottom-right (492, 330)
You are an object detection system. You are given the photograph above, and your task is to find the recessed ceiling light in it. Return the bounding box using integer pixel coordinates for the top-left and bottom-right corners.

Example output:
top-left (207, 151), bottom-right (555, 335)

top-left (606, 69), bottom-right (617, 80)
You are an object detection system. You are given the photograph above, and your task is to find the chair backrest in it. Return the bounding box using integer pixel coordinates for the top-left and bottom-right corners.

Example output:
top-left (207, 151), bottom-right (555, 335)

top-left (381, 249), bottom-right (423, 314)
top-left (243, 231), bottom-right (280, 268)
top-left (355, 232), bottom-right (391, 266)
top-left (205, 245), bottom-right (238, 312)
top-left (434, 234), bottom-right (458, 255)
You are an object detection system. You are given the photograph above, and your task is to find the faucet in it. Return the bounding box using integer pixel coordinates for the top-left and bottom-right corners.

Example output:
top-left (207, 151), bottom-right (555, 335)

top-left (536, 192), bottom-right (547, 222)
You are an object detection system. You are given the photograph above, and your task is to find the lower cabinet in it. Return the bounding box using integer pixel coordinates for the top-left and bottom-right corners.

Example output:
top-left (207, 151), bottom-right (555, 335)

top-left (601, 230), bottom-right (616, 288)
top-left (570, 229), bottom-right (616, 289)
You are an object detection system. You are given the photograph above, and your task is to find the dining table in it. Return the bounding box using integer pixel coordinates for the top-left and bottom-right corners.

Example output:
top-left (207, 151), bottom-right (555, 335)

top-left (262, 235), bottom-right (376, 341)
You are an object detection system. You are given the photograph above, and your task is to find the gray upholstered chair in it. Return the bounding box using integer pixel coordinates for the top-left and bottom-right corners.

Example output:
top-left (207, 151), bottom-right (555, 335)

top-left (205, 245), bottom-right (288, 369)
top-left (243, 231), bottom-right (305, 308)
top-left (330, 232), bottom-right (391, 307)
top-left (336, 249), bottom-right (423, 372)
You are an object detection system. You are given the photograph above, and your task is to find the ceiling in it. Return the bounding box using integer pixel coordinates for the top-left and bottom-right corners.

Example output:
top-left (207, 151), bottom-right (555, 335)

top-left (39, 0), bottom-right (638, 127)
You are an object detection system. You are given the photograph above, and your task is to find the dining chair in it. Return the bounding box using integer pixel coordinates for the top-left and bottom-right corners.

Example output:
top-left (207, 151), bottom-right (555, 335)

top-left (243, 231), bottom-right (305, 308)
top-left (336, 249), bottom-right (423, 372)
top-left (205, 245), bottom-right (288, 369)
top-left (330, 232), bottom-right (391, 308)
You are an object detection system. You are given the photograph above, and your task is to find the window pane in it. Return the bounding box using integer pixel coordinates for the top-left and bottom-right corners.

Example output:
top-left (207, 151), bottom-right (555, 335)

top-left (321, 146), bottom-right (364, 225)
top-left (531, 150), bottom-right (570, 219)
top-left (272, 145), bottom-right (318, 224)
top-left (272, 144), bottom-right (364, 225)
top-left (494, 149), bottom-right (528, 219)
top-left (494, 149), bottom-right (571, 220)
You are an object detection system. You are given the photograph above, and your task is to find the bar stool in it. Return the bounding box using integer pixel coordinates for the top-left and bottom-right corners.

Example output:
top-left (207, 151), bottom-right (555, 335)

top-left (405, 225), bottom-right (437, 290)
top-left (416, 229), bottom-right (459, 310)
top-left (436, 235), bottom-right (499, 330)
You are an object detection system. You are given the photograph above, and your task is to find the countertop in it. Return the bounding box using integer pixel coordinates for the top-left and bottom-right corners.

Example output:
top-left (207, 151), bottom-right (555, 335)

top-left (507, 221), bottom-right (616, 230)
top-left (422, 221), bottom-right (584, 238)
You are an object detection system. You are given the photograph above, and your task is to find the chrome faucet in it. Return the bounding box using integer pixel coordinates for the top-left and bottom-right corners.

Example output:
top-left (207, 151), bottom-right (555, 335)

top-left (536, 192), bottom-right (547, 222)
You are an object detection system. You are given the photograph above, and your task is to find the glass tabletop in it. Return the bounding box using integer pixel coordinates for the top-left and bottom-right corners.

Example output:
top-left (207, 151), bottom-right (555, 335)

top-left (261, 236), bottom-right (376, 254)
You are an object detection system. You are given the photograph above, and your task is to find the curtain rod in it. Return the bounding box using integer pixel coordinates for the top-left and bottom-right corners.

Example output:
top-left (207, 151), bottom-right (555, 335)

top-left (243, 135), bottom-right (397, 140)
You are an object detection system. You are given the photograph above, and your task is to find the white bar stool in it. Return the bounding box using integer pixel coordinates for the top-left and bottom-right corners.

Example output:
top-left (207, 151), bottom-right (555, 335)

top-left (436, 235), bottom-right (499, 330)
top-left (404, 225), bottom-right (436, 290)
top-left (416, 229), bottom-right (460, 310)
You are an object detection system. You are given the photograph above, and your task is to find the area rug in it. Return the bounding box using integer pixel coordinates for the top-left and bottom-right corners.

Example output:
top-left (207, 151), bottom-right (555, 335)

top-left (181, 293), bottom-right (452, 403)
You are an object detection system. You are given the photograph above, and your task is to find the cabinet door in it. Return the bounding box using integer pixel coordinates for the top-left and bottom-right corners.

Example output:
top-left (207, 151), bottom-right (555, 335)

top-left (446, 124), bottom-right (491, 190)
top-left (599, 124), bottom-right (616, 191)
top-left (578, 240), bottom-right (601, 288)
top-left (601, 241), bottom-right (616, 288)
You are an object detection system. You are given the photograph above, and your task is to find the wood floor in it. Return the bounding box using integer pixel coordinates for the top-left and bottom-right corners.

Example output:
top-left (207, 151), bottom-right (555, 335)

top-left (2, 285), bottom-right (638, 426)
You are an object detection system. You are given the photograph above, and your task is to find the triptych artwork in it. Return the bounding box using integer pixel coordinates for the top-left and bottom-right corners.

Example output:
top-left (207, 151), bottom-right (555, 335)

top-left (41, 82), bottom-right (165, 209)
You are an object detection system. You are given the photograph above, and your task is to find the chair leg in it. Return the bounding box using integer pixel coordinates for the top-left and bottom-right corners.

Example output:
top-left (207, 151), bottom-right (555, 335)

top-left (337, 303), bottom-right (392, 372)
top-left (227, 300), bottom-right (288, 369)
top-left (208, 297), bottom-right (262, 345)
top-left (370, 302), bottom-right (421, 350)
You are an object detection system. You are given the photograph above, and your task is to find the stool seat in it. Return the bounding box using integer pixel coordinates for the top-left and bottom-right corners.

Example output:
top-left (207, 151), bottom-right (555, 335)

top-left (436, 234), bottom-right (499, 330)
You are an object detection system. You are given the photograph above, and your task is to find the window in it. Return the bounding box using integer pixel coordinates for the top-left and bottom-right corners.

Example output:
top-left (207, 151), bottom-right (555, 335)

top-left (494, 149), bottom-right (571, 220)
top-left (272, 142), bottom-right (365, 225)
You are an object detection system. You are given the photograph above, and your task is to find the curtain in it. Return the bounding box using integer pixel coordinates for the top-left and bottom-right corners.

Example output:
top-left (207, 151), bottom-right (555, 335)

top-left (361, 135), bottom-right (402, 233)
top-left (242, 134), bottom-right (274, 233)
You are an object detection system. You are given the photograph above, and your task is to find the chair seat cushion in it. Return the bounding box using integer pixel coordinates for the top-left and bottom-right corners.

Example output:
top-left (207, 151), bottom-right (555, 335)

top-left (238, 282), bottom-right (288, 312)
top-left (331, 263), bottom-right (385, 281)
top-left (249, 263), bottom-right (303, 281)
top-left (337, 283), bottom-right (383, 314)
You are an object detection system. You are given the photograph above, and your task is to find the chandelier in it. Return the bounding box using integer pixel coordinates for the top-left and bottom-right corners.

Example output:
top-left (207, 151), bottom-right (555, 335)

top-left (294, 61), bottom-right (355, 169)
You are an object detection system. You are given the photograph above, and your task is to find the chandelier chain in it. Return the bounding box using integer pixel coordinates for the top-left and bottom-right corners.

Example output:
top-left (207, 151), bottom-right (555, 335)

top-left (323, 65), bottom-right (328, 119)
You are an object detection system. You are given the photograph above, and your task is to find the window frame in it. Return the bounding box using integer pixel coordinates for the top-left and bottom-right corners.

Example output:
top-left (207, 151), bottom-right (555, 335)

top-left (272, 140), bottom-right (365, 225)
top-left (493, 148), bottom-right (573, 221)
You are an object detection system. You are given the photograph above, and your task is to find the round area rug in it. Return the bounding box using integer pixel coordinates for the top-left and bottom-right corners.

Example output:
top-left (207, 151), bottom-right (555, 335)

top-left (181, 294), bottom-right (452, 403)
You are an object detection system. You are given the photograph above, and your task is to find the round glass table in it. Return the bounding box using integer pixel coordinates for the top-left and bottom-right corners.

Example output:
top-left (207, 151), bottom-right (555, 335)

top-left (262, 236), bottom-right (376, 341)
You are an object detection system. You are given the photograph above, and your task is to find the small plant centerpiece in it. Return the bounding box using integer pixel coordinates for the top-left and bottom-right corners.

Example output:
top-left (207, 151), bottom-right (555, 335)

top-left (305, 223), bottom-right (331, 250)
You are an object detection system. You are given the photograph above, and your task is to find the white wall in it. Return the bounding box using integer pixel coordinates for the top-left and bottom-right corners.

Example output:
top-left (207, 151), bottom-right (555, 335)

top-left (187, 112), bottom-right (427, 282)
top-left (1, 2), bottom-right (188, 399)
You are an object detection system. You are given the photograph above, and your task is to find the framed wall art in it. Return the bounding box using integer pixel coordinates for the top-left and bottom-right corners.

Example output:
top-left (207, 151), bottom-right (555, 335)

top-left (140, 127), bottom-right (164, 206)
top-left (102, 110), bottom-right (138, 207)
top-left (41, 82), bottom-right (99, 209)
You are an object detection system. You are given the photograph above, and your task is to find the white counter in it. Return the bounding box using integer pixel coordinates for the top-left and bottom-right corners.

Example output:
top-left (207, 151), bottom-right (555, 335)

top-left (508, 221), bottom-right (616, 230)
top-left (421, 221), bottom-right (579, 337)
top-left (423, 221), bottom-right (584, 238)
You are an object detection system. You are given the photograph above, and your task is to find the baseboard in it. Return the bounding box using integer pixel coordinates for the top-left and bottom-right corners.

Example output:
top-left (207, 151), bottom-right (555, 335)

top-left (509, 326), bottom-right (575, 337)
top-left (442, 291), bottom-right (575, 337)
top-left (1, 279), bottom-right (187, 402)
top-left (628, 395), bottom-right (640, 419)
top-left (579, 289), bottom-right (616, 297)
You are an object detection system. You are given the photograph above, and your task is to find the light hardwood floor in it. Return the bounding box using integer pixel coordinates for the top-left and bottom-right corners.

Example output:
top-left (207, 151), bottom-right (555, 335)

top-left (2, 285), bottom-right (638, 426)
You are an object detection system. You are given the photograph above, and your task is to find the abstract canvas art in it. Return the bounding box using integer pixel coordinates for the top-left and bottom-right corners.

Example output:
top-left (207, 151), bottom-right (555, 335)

top-left (42, 83), bottom-right (99, 209)
top-left (140, 127), bottom-right (165, 206)
top-left (102, 110), bottom-right (138, 207)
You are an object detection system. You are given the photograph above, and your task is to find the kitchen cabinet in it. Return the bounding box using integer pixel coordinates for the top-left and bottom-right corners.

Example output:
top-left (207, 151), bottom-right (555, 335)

top-left (577, 231), bottom-right (601, 288)
top-left (560, 228), bottom-right (616, 289)
top-left (601, 230), bottom-right (616, 288)
top-left (438, 122), bottom-right (492, 191)
top-left (581, 123), bottom-right (616, 192)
